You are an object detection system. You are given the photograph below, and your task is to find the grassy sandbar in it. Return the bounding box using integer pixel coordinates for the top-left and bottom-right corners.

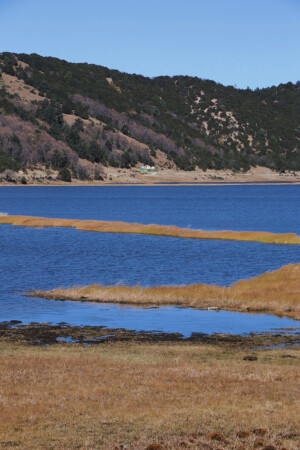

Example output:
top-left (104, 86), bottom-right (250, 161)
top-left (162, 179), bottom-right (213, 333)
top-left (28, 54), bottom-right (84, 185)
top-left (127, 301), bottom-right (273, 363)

top-left (1, 214), bottom-right (300, 245)
top-left (33, 263), bottom-right (300, 319)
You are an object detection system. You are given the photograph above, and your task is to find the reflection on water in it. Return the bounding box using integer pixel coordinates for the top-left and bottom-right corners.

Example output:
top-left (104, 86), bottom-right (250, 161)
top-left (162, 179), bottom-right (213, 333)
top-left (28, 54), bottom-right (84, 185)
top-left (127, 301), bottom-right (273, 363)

top-left (1, 297), bottom-right (299, 337)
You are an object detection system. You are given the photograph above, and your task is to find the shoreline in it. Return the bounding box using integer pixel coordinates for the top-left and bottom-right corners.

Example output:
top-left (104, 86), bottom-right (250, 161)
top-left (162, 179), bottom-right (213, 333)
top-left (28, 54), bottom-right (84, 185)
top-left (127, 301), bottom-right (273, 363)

top-left (1, 321), bottom-right (300, 348)
top-left (1, 165), bottom-right (300, 186)
top-left (1, 179), bottom-right (300, 187)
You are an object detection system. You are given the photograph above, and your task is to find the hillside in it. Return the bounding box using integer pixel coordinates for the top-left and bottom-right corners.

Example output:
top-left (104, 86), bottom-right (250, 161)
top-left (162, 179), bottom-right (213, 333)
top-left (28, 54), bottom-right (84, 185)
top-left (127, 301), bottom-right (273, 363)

top-left (0, 51), bottom-right (300, 183)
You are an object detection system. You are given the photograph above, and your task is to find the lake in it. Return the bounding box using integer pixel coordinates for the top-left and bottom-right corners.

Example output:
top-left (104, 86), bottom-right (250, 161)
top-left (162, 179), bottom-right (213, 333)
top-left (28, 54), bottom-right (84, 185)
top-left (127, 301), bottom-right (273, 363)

top-left (0, 185), bottom-right (299, 336)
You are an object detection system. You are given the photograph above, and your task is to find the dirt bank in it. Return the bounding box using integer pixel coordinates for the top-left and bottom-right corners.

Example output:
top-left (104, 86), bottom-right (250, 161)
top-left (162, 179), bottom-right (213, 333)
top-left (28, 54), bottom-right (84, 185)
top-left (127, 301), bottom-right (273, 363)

top-left (1, 165), bottom-right (300, 186)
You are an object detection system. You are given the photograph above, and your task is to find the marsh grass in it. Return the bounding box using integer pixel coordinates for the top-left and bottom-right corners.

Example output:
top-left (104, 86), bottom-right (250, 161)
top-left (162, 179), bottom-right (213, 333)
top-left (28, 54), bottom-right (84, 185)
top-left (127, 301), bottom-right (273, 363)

top-left (1, 214), bottom-right (300, 244)
top-left (0, 343), bottom-right (299, 449)
top-left (34, 263), bottom-right (300, 319)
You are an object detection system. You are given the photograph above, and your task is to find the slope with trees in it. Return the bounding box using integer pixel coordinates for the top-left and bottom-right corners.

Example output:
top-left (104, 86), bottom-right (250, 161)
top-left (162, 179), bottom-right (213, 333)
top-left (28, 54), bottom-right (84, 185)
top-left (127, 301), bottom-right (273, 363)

top-left (0, 51), bottom-right (299, 181)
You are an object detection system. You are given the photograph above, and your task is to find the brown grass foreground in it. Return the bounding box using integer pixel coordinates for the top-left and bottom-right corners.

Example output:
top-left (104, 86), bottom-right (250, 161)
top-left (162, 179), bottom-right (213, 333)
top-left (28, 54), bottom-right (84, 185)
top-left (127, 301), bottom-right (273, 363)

top-left (0, 342), bottom-right (299, 449)
top-left (1, 214), bottom-right (300, 245)
top-left (34, 263), bottom-right (300, 319)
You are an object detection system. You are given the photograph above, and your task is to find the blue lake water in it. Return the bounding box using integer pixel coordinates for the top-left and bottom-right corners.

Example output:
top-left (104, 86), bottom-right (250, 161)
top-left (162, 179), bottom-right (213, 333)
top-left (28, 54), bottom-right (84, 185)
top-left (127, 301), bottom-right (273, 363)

top-left (0, 185), bottom-right (299, 336)
top-left (1, 184), bottom-right (300, 233)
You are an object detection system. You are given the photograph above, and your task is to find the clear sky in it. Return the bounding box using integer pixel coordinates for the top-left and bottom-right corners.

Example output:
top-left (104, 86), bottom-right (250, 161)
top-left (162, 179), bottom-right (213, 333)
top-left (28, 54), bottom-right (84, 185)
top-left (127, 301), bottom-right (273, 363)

top-left (0, 0), bottom-right (299, 89)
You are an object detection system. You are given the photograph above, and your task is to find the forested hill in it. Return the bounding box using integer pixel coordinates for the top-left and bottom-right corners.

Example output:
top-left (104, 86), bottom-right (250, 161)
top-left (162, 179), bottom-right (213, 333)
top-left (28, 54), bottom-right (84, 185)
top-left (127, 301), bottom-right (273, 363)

top-left (0, 51), bottom-right (300, 181)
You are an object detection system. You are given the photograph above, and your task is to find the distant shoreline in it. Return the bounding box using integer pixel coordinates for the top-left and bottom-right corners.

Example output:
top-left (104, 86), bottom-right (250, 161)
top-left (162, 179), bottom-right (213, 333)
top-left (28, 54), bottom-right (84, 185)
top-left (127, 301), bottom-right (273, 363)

top-left (1, 179), bottom-right (300, 187)
top-left (1, 165), bottom-right (300, 186)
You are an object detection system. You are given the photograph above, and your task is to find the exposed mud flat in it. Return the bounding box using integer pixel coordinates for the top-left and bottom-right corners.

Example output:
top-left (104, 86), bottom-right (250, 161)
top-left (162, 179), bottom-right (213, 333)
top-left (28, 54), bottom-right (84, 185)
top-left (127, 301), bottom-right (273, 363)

top-left (1, 321), bottom-right (299, 350)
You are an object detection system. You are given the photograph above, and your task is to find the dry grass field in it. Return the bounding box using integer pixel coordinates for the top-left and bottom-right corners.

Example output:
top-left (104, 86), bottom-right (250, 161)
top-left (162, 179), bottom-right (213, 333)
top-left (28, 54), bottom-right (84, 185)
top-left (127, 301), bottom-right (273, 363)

top-left (0, 342), bottom-right (299, 449)
top-left (34, 263), bottom-right (300, 320)
top-left (1, 214), bottom-right (300, 245)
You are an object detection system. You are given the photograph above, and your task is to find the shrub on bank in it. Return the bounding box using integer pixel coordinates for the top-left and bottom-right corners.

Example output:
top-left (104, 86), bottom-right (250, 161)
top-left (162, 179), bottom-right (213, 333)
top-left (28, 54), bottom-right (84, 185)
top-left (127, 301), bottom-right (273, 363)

top-left (58, 167), bottom-right (71, 182)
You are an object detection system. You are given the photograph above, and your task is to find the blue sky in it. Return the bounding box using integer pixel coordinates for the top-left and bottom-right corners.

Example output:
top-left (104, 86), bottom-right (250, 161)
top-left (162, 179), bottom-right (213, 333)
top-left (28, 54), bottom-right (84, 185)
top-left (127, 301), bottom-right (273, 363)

top-left (0, 0), bottom-right (299, 88)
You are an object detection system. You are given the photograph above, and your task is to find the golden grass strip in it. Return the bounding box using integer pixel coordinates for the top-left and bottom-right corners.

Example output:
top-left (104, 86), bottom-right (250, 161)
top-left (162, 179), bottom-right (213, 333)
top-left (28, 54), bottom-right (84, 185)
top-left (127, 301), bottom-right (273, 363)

top-left (1, 214), bottom-right (300, 245)
top-left (34, 263), bottom-right (300, 319)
